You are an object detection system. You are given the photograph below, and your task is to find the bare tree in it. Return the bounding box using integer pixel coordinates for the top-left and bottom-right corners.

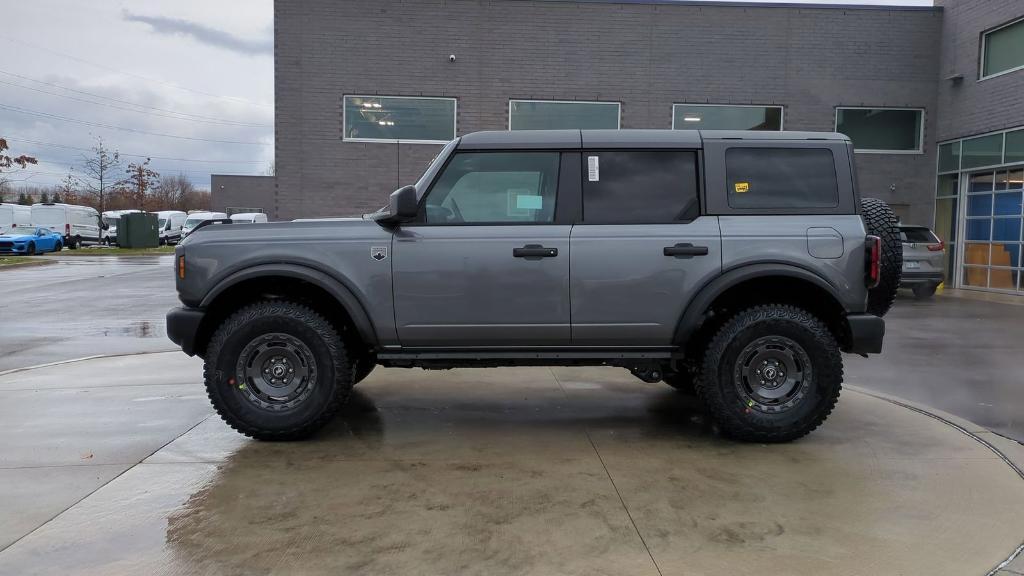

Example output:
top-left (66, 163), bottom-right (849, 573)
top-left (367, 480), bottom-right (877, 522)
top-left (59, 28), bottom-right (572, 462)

top-left (157, 173), bottom-right (194, 210)
top-left (54, 171), bottom-right (78, 204)
top-left (120, 158), bottom-right (160, 209)
top-left (0, 137), bottom-right (38, 202)
top-left (80, 137), bottom-right (120, 214)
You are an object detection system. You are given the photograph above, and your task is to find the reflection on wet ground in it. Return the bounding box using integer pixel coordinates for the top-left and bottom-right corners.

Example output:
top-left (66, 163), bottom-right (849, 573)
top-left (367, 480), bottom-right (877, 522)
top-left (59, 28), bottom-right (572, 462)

top-left (1, 356), bottom-right (1023, 576)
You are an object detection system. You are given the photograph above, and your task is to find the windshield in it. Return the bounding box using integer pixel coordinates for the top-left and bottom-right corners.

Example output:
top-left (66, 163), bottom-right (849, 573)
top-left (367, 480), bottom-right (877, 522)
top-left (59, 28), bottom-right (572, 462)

top-left (103, 216), bottom-right (119, 227)
top-left (158, 218), bottom-right (168, 228)
top-left (183, 217), bottom-right (206, 229)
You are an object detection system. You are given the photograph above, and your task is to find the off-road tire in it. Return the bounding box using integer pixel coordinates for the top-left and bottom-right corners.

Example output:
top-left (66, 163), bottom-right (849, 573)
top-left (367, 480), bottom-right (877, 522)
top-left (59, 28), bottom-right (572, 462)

top-left (861, 198), bottom-right (902, 317)
top-left (913, 283), bottom-right (938, 300)
top-left (204, 300), bottom-right (352, 440)
top-left (695, 304), bottom-right (843, 443)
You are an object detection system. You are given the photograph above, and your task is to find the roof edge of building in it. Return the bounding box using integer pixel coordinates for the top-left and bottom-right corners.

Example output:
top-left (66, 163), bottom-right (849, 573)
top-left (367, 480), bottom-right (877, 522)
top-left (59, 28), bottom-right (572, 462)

top-left (523, 0), bottom-right (941, 12)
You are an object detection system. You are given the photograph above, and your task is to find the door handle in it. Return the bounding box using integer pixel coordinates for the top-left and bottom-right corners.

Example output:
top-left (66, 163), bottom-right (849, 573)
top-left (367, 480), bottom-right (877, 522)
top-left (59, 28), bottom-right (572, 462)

top-left (663, 243), bottom-right (709, 258)
top-left (513, 244), bottom-right (558, 258)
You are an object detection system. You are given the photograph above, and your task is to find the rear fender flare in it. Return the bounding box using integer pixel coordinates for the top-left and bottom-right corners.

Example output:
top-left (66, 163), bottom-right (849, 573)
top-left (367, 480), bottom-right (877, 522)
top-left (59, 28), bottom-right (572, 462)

top-left (673, 263), bottom-right (845, 346)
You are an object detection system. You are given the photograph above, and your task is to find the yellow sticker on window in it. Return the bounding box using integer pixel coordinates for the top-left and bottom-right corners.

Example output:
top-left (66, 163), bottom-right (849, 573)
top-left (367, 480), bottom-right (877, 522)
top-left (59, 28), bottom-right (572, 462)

top-left (734, 182), bottom-right (750, 193)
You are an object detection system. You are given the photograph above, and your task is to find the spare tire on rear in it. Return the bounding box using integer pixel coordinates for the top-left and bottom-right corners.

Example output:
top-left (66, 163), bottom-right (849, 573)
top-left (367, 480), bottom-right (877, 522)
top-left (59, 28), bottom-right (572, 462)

top-left (861, 198), bottom-right (903, 317)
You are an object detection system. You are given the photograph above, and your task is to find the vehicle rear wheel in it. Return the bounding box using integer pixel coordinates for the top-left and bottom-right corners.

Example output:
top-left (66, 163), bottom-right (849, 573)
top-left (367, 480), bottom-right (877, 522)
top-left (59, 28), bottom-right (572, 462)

top-left (861, 198), bottom-right (903, 317)
top-left (54, 242), bottom-right (62, 252)
top-left (204, 300), bottom-right (352, 440)
top-left (696, 304), bottom-right (843, 443)
top-left (68, 237), bottom-right (78, 250)
top-left (913, 283), bottom-right (938, 300)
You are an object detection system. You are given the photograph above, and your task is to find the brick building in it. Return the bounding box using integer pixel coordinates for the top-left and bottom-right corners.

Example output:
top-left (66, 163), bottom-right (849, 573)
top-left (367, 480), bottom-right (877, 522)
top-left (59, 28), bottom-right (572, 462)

top-left (215, 0), bottom-right (1024, 294)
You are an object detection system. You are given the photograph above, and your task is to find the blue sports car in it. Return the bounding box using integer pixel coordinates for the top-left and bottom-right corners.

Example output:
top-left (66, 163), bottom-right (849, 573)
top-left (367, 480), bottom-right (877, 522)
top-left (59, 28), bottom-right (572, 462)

top-left (0, 227), bottom-right (64, 255)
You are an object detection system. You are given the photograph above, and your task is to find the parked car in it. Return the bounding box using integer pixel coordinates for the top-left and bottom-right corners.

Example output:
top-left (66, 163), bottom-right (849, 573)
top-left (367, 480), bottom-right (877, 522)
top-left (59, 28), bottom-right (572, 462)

top-left (101, 210), bottom-right (142, 245)
top-left (898, 225), bottom-right (945, 299)
top-left (181, 212), bottom-right (228, 238)
top-left (32, 203), bottom-right (101, 249)
top-left (156, 210), bottom-right (188, 245)
top-left (230, 212), bottom-right (269, 224)
top-left (0, 203), bottom-right (32, 235)
top-left (0, 226), bottom-right (64, 255)
top-left (168, 129), bottom-right (902, 444)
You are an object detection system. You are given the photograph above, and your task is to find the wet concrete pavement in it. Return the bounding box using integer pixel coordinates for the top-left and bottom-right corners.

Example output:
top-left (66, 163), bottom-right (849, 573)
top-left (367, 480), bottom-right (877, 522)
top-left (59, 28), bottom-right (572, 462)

top-left (0, 255), bottom-right (178, 372)
top-left (1, 256), bottom-right (1024, 574)
top-left (1, 354), bottom-right (1023, 575)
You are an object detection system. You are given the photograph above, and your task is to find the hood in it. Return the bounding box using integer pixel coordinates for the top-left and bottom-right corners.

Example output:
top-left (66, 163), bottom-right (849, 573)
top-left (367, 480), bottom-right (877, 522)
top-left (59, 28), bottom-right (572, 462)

top-left (180, 217), bottom-right (384, 246)
top-left (0, 233), bottom-right (34, 240)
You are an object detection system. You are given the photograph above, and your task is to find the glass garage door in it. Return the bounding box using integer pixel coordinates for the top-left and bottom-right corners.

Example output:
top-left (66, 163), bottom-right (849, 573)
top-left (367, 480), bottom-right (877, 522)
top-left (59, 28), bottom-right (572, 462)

top-left (962, 168), bottom-right (1024, 293)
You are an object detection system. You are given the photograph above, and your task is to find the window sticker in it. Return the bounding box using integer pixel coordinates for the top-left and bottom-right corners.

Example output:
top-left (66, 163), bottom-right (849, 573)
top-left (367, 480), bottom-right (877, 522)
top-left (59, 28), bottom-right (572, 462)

top-left (515, 195), bottom-right (543, 210)
top-left (588, 156), bottom-right (600, 181)
top-left (734, 182), bottom-right (750, 193)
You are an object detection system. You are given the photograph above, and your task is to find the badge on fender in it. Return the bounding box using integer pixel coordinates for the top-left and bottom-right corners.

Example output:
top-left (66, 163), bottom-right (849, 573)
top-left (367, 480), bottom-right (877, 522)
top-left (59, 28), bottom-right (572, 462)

top-left (371, 246), bottom-right (388, 261)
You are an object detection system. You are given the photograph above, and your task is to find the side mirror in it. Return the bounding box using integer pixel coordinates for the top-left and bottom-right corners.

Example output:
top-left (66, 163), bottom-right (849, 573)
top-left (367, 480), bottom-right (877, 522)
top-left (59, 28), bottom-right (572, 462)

top-left (372, 185), bottom-right (418, 226)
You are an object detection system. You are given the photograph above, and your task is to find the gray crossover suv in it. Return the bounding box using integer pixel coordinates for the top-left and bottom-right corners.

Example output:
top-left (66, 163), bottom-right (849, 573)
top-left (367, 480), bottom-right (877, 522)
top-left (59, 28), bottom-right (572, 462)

top-left (167, 130), bottom-right (901, 443)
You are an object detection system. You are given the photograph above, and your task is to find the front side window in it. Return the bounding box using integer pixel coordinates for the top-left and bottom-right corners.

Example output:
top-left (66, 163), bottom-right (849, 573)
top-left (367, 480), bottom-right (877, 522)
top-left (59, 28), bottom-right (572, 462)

top-left (836, 108), bottom-right (923, 153)
top-left (673, 104), bottom-right (783, 131)
top-left (982, 17), bottom-right (1024, 79)
top-left (725, 148), bottom-right (839, 209)
top-left (509, 100), bottom-right (620, 130)
top-left (343, 95), bottom-right (456, 143)
top-left (423, 152), bottom-right (560, 224)
top-left (582, 151), bottom-right (699, 224)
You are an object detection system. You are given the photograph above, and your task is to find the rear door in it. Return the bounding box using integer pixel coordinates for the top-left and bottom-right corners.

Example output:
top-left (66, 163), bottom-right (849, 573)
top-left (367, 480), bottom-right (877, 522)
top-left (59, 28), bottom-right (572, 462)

top-left (570, 148), bottom-right (722, 346)
top-left (392, 150), bottom-right (577, 347)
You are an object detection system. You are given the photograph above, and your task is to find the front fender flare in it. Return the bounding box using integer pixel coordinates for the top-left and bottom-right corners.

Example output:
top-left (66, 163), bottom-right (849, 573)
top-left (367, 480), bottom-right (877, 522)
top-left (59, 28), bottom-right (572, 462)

top-left (199, 263), bottom-right (378, 346)
top-left (673, 263), bottom-right (846, 346)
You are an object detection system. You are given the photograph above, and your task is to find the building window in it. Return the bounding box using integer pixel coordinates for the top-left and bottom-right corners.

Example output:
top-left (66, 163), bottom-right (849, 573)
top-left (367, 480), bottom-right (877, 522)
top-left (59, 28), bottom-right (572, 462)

top-left (725, 148), bottom-right (838, 209)
top-left (981, 17), bottom-right (1024, 80)
top-left (508, 100), bottom-right (620, 131)
top-left (835, 107), bottom-right (923, 153)
top-left (938, 141), bottom-right (961, 173)
top-left (1006, 129), bottom-right (1024, 165)
top-left (961, 133), bottom-right (1004, 170)
top-left (343, 95), bottom-right (456, 143)
top-left (672, 104), bottom-right (783, 131)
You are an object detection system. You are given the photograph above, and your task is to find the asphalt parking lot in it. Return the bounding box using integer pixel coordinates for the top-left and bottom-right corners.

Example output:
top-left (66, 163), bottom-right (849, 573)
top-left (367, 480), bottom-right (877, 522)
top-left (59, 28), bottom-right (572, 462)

top-left (1, 255), bottom-right (1023, 575)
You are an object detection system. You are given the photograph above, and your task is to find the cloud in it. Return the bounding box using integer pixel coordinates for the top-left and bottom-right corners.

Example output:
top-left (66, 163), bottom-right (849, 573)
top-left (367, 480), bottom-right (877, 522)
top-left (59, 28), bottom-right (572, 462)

top-left (122, 10), bottom-right (272, 56)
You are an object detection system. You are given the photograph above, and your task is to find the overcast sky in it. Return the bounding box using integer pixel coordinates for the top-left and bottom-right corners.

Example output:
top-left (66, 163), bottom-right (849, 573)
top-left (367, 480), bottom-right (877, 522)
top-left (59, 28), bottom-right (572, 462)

top-left (1, 0), bottom-right (931, 190)
top-left (1, 0), bottom-right (274, 190)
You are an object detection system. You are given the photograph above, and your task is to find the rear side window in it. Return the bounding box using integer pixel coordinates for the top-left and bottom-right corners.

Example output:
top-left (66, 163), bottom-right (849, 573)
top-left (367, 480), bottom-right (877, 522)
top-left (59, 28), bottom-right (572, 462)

top-left (582, 151), bottom-right (699, 223)
top-left (900, 227), bottom-right (937, 243)
top-left (725, 148), bottom-right (839, 209)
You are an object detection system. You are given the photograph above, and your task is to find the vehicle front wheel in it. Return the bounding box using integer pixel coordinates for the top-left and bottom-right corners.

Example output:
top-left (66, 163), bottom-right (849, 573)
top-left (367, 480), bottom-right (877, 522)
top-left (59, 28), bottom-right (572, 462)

top-left (204, 300), bottom-right (353, 440)
top-left (696, 304), bottom-right (842, 443)
top-left (27, 242), bottom-right (36, 255)
top-left (913, 283), bottom-right (938, 300)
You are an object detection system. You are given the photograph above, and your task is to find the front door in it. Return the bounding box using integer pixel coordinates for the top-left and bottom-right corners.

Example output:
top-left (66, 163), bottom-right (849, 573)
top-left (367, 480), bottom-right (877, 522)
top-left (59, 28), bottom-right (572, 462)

top-left (392, 150), bottom-right (573, 347)
top-left (570, 149), bottom-right (722, 346)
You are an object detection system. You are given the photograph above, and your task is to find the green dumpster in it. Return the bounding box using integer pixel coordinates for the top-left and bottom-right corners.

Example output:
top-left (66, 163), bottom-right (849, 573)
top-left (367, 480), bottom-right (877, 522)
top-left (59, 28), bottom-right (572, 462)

top-left (118, 212), bottom-right (159, 248)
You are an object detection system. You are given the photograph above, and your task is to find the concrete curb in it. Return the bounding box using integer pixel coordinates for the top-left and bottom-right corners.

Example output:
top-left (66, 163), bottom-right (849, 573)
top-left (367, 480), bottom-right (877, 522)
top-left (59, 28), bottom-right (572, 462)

top-left (0, 259), bottom-right (57, 270)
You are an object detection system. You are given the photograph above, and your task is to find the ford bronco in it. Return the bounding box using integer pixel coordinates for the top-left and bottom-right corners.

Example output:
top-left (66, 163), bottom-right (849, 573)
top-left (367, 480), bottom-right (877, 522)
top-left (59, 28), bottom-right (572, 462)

top-left (167, 130), bottom-right (901, 442)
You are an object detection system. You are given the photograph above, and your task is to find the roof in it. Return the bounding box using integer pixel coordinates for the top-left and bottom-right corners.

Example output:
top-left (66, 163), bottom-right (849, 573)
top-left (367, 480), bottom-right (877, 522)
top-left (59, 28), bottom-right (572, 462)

top-left (457, 129), bottom-right (850, 149)
top-left (526, 0), bottom-right (939, 12)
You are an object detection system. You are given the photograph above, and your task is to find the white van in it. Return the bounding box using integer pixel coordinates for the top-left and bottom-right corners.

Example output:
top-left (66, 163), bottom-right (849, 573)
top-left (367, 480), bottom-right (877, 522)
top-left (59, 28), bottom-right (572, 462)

top-left (156, 210), bottom-right (188, 245)
top-left (181, 211), bottom-right (228, 238)
top-left (0, 203), bottom-right (32, 235)
top-left (229, 212), bottom-right (268, 224)
top-left (101, 209), bottom-right (141, 245)
top-left (31, 203), bottom-right (102, 248)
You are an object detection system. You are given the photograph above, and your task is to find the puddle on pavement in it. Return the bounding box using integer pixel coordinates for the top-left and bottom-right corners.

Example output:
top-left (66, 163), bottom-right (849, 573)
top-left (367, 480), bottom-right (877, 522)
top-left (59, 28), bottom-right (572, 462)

top-left (109, 321), bottom-right (165, 339)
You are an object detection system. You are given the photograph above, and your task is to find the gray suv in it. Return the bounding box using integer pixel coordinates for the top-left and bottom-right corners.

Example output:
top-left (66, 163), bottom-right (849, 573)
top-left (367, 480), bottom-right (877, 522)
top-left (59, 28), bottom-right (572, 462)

top-left (167, 130), bottom-right (901, 443)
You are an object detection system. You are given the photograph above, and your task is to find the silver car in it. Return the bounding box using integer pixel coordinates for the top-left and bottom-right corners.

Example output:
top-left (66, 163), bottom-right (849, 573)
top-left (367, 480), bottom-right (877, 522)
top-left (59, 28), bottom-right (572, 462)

top-left (899, 225), bottom-right (945, 299)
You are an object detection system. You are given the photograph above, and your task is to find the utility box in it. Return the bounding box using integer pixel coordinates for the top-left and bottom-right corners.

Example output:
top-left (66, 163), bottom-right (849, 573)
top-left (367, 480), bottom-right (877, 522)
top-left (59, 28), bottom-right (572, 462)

top-left (119, 212), bottom-right (159, 248)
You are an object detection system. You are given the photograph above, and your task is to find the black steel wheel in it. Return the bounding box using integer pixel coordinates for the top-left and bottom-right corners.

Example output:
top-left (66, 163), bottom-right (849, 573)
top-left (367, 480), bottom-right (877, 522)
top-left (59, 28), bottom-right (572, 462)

top-left (205, 300), bottom-right (352, 440)
top-left (696, 304), bottom-right (843, 443)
